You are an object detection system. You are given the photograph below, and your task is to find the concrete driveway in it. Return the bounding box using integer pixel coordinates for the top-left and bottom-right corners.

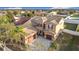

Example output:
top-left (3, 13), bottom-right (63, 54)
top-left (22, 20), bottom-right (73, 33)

top-left (27, 36), bottom-right (52, 51)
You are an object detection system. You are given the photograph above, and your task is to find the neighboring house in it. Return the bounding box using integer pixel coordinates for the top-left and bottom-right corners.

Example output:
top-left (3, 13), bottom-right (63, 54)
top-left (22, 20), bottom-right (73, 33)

top-left (57, 9), bottom-right (74, 15)
top-left (31, 13), bottom-right (64, 40)
top-left (0, 11), bottom-right (7, 16)
top-left (21, 11), bottom-right (25, 14)
top-left (34, 10), bottom-right (47, 16)
top-left (14, 16), bottom-right (30, 25)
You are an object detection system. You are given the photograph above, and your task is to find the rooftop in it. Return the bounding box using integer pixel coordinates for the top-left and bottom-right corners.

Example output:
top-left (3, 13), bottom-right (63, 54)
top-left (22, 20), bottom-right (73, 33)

top-left (14, 16), bottom-right (30, 25)
top-left (31, 16), bottom-right (47, 24)
top-left (23, 28), bottom-right (36, 35)
top-left (46, 14), bottom-right (64, 24)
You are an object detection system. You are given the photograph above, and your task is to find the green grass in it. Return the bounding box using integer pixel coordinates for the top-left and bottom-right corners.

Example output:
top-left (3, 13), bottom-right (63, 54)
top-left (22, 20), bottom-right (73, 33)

top-left (64, 23), bottom-right (78, 31)
top-left (49, 32), bottom-right (79, 51)
top-left (71, 14), bottom-right (79, 17)
top-left (70, 14), bottom-right (79, 20)
top-left (70, 17), bottom-right (79, 20)
top-left (76, 25), bottom-right (79, 32)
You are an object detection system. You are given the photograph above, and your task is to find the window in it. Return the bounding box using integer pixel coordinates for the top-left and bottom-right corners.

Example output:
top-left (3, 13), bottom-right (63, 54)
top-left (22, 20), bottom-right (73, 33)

top-left (43, 24), bottom-right (45, 29)
top-left (38, 24), bottom-right (42, 27)
top-left (48, 24), bottom-right (53, 29)
top-left (32, 21), bottom-right (42, 27)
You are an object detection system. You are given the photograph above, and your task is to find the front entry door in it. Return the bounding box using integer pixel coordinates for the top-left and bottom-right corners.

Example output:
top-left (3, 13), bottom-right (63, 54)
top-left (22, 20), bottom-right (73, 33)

top-left (37, 31), bottom-right (42, 36)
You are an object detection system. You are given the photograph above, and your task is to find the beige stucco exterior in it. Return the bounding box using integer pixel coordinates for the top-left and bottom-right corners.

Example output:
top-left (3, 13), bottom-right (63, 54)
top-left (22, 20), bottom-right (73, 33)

top-left (30, 14), bottom-right (65, 40)
top-left (54, 18), bottom-right (64, 38)
top-left (23, 28), bottom-right (37, 44)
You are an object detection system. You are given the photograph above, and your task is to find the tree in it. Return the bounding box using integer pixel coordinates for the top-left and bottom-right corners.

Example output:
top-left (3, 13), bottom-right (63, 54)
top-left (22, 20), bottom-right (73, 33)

top-left (21, 13), bottom-right (27, 17)
top-left (0, 23), bottom-right (27, 50)
top-left (13, 10), bottom-right (21, 16)
top-left (6, 11), bottom-right (14, 22)
top-left (0, 15), bottom-right (12, 24)
top-left (27, 13), bottom-right (33, 17)
top-left (0, 23), bottom-right (15, 43)
top-left (0, 14), bottom-right (27, 50)
top-left (48, 41), bottom-right (58, 51)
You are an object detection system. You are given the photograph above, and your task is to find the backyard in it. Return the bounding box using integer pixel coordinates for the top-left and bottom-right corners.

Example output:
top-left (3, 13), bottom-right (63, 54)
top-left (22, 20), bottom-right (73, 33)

top-left (64, 23), bottom-right (78, 31)
top-left (48, 32), bottom-right (79, 51)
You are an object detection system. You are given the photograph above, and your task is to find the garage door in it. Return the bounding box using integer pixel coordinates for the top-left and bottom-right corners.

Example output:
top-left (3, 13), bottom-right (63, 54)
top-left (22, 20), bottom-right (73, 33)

top-left (28, 36), bottom-right (34, 43)
top-left (46, 35), bottom-right (52, 40)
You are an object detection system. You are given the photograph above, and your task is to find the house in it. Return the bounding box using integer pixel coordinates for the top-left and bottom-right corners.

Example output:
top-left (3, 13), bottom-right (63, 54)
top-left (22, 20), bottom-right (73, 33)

top-left (31, 16), bottom-right (47, 27)
top-left (13, 15), bottom-right (37, 45)
top-left (21, 11), bottom-right (25, 14)
top-left (31, 13), bottom-right (64, 40)
top-left (45, 14), bottom-right (64, 40)
top-left (14, 16), bottom-right (30, 25)
top-left (13, 12), bottom-right (65, 44)
top-left (20, 19), bottom-right (37, 44)
top-left (31, 16), bottom-right (47, 36)
top-left (23, 27), bottom-right (37, 44)
top-left (5, 19), bottom-right (37, 51)
top-left (34, 10), bottom-right (47, 16)
top-left (0, 11), bottom-right (7, 16)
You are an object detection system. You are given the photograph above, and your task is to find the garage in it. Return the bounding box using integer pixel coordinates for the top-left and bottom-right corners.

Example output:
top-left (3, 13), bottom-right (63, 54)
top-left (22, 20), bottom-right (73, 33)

top-left (46, 35), bottom-right (52, 40)
top-left (28, 36), bottom-right (34, 44)
top-left (26, 34), bottom-right (37, 44)
top-left (23, 28), bottom-right (37, 44)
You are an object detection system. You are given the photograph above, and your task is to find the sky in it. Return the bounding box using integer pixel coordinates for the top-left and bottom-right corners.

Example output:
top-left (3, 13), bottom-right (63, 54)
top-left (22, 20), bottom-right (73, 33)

top-left (0, 0), bottom-right (79, 7)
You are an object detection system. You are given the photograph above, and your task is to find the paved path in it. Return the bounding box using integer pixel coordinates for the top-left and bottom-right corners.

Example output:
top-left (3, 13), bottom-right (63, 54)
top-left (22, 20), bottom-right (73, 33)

top-left (27, 36), bottom-right (52, 51)
top-left (64, 19), bottom-right (79, 24)
top-left (63, 29), bottom-right (79, 36)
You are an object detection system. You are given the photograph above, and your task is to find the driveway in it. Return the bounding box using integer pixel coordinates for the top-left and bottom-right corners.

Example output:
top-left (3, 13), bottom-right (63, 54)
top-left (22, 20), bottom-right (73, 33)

top-left (27, 36), bottom-right (52, 51)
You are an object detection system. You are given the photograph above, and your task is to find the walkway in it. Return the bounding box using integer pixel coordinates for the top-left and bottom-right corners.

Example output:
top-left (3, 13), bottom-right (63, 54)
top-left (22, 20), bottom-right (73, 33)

top-left (63, 29), bottom-right (79, 36)
top-left (64, 19), bottom-right (79, 24)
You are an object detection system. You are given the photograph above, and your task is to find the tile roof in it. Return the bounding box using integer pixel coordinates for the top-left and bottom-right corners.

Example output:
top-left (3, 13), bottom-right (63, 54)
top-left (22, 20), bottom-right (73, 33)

top-left (14, 16), bottom-right (30, 25)
top-left (46, 14), bottom-right (64, 24)
top-left (31, 16), bottom-right (47, 24)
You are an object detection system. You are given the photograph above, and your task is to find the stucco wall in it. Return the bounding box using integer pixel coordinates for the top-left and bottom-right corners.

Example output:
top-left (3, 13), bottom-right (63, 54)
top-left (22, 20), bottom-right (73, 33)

top-left (55, 19), bottom-right (64, 37)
